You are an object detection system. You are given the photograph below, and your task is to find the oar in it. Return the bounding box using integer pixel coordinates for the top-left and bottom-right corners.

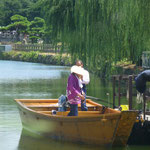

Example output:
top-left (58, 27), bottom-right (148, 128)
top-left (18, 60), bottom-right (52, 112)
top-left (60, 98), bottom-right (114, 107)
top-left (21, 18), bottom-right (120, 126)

top-left (86, 95), bottom-right (113, 106)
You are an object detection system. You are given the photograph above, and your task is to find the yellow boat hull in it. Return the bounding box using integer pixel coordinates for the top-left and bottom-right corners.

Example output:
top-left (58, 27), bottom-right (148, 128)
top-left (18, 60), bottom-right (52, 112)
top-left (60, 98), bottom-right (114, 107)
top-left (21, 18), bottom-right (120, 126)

top-left (15, 99), bottom-right (137, 146)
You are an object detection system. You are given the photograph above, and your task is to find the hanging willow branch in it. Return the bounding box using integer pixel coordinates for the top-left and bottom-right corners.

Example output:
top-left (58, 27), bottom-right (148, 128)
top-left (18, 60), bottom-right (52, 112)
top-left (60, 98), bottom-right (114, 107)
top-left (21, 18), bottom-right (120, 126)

top-left (41, 0), bottom-right (150, 77)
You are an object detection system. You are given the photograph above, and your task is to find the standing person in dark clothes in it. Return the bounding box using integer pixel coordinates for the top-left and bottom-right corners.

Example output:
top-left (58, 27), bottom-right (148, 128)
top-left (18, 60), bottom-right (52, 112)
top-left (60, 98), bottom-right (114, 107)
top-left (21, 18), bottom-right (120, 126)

top-left (67, 65), bottom-right (85, 116)
top-left (76, 60), bottom-right (90, 111)
top-left (135, 70), bottom-right (150, 93)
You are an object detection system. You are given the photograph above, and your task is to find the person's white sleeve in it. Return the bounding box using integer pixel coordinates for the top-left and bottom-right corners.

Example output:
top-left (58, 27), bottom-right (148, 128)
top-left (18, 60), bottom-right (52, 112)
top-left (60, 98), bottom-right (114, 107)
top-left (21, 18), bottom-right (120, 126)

top-left (82, 69), bottom-right (90, 84)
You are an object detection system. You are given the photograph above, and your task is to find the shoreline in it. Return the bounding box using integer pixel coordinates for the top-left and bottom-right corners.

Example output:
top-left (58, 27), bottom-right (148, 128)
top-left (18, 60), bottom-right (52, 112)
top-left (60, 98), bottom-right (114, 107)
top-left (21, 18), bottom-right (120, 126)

top-left (0, 51), bottom-right (72, 66)
top-left (0, 50), bottom-right (142, 78)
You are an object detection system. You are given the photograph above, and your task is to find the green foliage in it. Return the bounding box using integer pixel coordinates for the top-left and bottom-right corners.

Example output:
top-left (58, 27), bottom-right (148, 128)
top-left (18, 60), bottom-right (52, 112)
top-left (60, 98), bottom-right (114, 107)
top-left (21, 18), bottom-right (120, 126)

top-left (42, 0), bottom-right (150, 77)
top-left (0, 13), bottom-right (46, 44)
top-left (28, 17), bottom-right (45, 35)
top-left (29, 36), bottom-right (39, 43)
top-left (7, 15), bottom-right (30, 33)
top-left (0, 0), bottom-right (150, 77)
top-left (115, 58), bottom-right (132, 66)
top-left (63, 55), bottom-right (72, 66)
top-left (20, 51), bottom-right (39, 62)
top-left (26, 0), bottom-right (43, 21)
top-left (0, 0), bottom-right (42, 26)
top-left (11, 15), bottom-right (27, 22)
top-left (0, 0), bottom-right (22, 26)
top-left (28, 17), bottom-right (46, 43)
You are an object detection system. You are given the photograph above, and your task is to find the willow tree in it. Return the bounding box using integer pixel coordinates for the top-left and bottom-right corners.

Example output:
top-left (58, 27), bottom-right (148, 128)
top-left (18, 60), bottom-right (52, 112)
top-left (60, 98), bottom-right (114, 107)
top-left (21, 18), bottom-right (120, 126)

top-left (42, 0), bottom-right (150, 77)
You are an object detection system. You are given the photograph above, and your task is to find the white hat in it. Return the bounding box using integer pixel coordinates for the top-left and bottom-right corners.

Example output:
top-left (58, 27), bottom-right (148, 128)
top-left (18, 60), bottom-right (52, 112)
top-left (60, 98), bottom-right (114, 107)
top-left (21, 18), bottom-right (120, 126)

top-left (71, 65), bottom-right (84, 76)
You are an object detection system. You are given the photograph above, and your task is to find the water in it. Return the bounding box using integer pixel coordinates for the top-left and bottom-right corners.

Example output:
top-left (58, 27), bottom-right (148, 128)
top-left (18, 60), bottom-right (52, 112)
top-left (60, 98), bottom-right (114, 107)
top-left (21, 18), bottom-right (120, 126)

top-left (0, 60), bottom-right (149, 150)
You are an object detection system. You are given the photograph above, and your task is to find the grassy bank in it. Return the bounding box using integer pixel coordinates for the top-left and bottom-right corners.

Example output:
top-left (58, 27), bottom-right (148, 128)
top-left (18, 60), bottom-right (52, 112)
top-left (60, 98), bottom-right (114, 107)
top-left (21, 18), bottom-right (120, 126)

top-left (0, 51), bottom-right (72, 66)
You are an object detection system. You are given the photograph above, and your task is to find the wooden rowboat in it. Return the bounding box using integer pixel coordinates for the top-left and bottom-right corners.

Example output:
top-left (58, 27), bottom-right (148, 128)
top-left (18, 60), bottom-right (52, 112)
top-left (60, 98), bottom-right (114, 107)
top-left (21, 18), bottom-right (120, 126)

top-left (15, 99), bottom-right (137, 146)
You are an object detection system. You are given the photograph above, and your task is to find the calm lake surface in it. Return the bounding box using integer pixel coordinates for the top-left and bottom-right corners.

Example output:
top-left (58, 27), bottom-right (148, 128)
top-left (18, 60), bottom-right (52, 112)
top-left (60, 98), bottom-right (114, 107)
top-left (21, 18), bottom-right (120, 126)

top-left (0, 60), bottom-right (149, 150)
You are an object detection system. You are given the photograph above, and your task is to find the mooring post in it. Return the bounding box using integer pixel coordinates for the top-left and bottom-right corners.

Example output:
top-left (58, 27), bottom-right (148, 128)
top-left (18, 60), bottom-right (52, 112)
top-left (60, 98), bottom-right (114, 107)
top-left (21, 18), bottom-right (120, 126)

top-left (128, 75), bottom-right (133, 110)
top-left (118, 75), bottom-right (121, 106)
top-left (112, 76), bottom-right (116, 108)
top-left (143, 92), bottom-right (146, 120)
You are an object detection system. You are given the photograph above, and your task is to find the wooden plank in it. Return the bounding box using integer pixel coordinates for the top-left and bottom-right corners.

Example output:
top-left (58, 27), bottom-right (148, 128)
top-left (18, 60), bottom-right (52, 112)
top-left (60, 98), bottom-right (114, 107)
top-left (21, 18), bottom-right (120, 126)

top-left (86, 99), bottom-right (102, 106)
top-left (38, 111), bottom-right (102, 116)
top-left (56, 111), bottom-right (102, 116)
top-left (24, 102), bottom-right (58, 106)
top-left (113, 76), bottom-right (116, 108)
top-left (128, 75), bottom-right (133, 110)
top-left (15, 99), bottom-right (58, 103)
top-left (113, 111), bottom-right (138, 146)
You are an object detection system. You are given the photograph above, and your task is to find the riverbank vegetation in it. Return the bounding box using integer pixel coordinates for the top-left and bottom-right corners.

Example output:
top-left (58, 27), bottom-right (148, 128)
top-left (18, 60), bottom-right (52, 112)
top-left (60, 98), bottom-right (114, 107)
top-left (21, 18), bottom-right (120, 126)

top-left (0, 0), bottom-right (150, 77)
top-left (0, 51), bottom-right (71, 66)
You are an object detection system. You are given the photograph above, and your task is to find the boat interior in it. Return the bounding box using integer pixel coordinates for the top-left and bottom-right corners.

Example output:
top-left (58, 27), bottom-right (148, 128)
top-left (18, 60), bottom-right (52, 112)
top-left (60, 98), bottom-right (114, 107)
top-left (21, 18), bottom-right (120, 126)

top-left (15, 99), bottom-right (120, 116)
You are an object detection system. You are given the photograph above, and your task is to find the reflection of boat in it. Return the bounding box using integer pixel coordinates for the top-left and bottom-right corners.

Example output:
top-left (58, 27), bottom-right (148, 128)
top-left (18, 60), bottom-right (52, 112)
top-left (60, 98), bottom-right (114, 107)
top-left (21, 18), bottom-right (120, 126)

top-left (18, 129), bottom-right (103, 150)
top-left (15, 99), bottom-right (137, 147)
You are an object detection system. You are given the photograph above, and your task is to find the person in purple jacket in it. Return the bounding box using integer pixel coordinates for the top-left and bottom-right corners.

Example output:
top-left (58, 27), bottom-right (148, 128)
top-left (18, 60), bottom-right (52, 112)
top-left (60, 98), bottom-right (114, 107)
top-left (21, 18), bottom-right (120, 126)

top-left (67, 65), bottom-right (85, 116)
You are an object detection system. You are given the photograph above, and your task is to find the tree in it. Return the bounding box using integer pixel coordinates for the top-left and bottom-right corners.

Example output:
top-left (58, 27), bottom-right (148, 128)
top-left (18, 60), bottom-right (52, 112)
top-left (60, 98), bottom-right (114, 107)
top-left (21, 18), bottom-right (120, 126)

top-left (28, 17), bottom-right (45, 43)
top-left (7, 15), bottom-right (30, 41)
top-left (26, 0), bottom-right (43, 21)
top-left (0, 14), bottom-right (30, 42)
top-left (0, 14), bottom-right (46, 43)
top-left (0, 0), bottom-right (22, 26)
top-left (42, 0), bottom-right (150, 77)
top-left (0, 0), bottom-right (42, 26)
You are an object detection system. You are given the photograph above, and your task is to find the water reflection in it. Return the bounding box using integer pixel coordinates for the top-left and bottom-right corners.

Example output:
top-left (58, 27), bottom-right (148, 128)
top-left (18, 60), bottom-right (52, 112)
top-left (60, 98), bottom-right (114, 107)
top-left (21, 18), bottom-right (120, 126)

top-left (17, 129), bottom-right (112, 150)
top-left (0, 60), bottom-right (148, 150)
top-left (0, 60), bottom-right (69, 81)
top-left (0, 60), bottom-right (70, 150)
top-left (18, 129), bottom-right (150, 150)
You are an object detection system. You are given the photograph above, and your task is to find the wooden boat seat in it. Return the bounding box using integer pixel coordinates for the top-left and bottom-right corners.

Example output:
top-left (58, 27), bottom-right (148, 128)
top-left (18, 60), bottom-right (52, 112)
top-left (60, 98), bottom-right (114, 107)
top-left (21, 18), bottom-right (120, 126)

top-left (25, 102), bottom-right (101, 111)
top-left (28, 106), bottom-right (101, 111)
top-left (24, 103), bottom-right (95, 107)
top-left (37, 110), bottom-right (102, 116)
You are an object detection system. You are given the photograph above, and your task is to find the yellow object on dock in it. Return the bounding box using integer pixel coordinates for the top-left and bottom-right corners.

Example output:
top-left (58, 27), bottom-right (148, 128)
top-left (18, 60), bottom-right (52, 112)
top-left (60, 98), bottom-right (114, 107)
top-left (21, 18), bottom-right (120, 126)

top-left (120, 105), bottom-right (129, 111)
